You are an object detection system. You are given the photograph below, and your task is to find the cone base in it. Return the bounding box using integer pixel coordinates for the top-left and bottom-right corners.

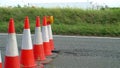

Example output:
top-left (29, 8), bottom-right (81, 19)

top-left (37, 64), bottom-right (44, 68)
top-left (0, 63), bottom-right (2, 68)
top-left (33, 45), bottom-right (46, 61)
top-left (20, 63), bottom-right (37, 68)
top-left (50, 39), bottom-right (55, 50)
top-left (47, 53), bottom-right (58, 59)
top-left (20, 50), bottom-right (36, 68)
top-left (43, 42), bottom-right (52, 56)
top-left (4, 56), bottom-right (20, 68)
top-left (37, 58), bottom-right (53, 64)
top-left (35, 62), bottom-right (44, 68)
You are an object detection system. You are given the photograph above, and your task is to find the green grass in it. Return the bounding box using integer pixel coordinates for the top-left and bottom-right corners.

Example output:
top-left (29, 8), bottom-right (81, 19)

top-left (0, 21), bottom-right (120, 37)
top-left (52, 23), bottom-right (120, 37)
top-left (0, 7), bottom-right (120, 37)
top-left (0, 7), bottom-right (120, 24)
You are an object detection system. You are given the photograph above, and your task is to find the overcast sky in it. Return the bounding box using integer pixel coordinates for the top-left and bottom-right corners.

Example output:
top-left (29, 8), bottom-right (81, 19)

top-left (0, 0), bottom-right (120, 7)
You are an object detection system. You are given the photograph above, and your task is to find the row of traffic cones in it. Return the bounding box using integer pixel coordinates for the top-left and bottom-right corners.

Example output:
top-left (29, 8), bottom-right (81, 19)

top-left (0, 16), bottom-right (57, 68)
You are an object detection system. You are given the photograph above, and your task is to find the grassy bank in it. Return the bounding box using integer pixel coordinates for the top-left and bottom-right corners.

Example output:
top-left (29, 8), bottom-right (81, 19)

top-left (0, 7), bottom-right (120, 24)
top-left (52, 23), bottom-right (120, 37)
top-left (0, 7), bottom-right (120, 37)
top-left (0, 21), bottom-right (120, 37)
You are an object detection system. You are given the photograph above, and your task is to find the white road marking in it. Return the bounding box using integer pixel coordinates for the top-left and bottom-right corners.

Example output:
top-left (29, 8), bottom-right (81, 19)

top-left (0, 33), bottom-right (120, 40)
top-left (53, 35), bottom-right (120, 40)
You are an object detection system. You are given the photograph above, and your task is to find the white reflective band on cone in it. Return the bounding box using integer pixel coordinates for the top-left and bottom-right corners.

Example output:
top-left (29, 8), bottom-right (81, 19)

top-left (33, 27), bottom-right (43, 44)
top-left (5, 33), bottom-right (19, 56)
top-left (22, 29), bottom-right (32, 49)
top-left (42, 26), bottom-right (49, 42)
top-left (48, 25), bottom-right (53, 39)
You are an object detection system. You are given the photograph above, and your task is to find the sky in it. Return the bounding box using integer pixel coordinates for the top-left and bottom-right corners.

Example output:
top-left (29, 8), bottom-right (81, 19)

top-left (0, 0), bottom-right (120, 7)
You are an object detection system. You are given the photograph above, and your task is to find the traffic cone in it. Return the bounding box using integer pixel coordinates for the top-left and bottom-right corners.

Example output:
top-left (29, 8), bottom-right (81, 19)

top-left (33, 16), bottom-right (46, 61)
top-left (33, 16), bottom-right (52, 64)
top-left (4, 18), bottom-right (20, 68)
top-left (20, 16), bottom-right (36, 68)
top-left (47, 16), bottom-right (55, 50)
top-left (0, 51), bottom-right (2, 68)
top-left (42, 16), bottom-right (52, 56)
top-left (46, 16), bottom-right (59, 59)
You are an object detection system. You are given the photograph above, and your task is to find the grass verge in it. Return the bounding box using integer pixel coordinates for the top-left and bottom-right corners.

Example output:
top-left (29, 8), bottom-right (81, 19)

top-left (52, 23), bottom-right (120, 37)
top-left (0, 22), bottom-right (120, 37)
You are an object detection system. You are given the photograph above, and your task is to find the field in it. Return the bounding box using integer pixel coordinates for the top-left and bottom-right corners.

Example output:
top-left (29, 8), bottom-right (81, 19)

top-left (0, 7), bottom-right (120, 37)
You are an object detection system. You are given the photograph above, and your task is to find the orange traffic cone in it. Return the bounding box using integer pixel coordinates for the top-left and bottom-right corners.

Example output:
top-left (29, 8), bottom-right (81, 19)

top-left (47, 17), bottom-right (55, 50)
top-left (33, 16), bottom-right (46, 61)
top-left (46, 16), bottom-right (59, 59)
top-left (33, 16), bottom-right (52, 64)
top-left (20, 16), bottom-right (36, 68)
top-left (42, 16), bottom-right (52, 56)
top-left (4, 18), bottom-right (20, 68)
top-left (0, 51), bottom-right (2, 68)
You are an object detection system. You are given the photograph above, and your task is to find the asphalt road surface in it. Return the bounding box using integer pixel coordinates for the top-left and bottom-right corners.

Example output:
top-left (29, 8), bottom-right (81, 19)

top-left (0, 34), bottom-right (120, 68)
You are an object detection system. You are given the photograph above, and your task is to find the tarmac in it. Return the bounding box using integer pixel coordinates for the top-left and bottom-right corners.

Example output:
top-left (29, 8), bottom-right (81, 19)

top-left (0, 34), bottom-right (120, 68)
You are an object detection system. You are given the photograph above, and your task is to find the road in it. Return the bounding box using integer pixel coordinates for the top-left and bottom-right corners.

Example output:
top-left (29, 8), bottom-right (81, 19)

top-left (0, 34), bottom-right (120, 68)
